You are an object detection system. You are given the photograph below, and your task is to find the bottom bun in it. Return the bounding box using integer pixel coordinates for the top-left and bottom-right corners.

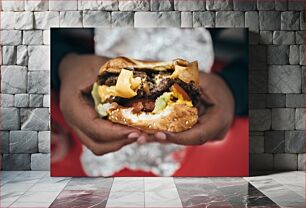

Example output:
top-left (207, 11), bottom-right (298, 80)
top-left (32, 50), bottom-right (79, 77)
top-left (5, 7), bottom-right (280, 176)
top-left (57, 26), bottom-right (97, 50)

top-left (107, 104), bottom-right (198, 133)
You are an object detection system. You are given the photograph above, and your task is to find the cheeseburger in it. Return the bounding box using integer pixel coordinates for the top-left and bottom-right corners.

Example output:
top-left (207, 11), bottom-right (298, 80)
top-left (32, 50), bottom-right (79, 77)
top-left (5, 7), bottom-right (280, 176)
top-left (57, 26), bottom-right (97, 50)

top-left (91, 57), bottom-right (200, 132)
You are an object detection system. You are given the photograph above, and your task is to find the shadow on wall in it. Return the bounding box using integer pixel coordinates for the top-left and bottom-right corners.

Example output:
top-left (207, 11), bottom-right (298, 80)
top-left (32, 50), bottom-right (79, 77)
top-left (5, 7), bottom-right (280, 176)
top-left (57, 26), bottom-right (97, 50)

top-left (248, 30), bottom-right (305, 174)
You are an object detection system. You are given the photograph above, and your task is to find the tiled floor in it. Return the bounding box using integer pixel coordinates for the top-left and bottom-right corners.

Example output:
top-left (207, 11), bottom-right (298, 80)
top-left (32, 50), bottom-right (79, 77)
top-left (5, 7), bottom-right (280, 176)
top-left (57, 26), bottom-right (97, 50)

top-left (1, 171), bottom-right (305, 208)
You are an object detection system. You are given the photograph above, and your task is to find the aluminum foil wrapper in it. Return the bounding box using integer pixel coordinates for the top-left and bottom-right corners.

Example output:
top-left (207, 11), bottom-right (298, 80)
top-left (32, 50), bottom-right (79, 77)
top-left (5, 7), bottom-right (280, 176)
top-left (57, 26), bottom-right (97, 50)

top-left (94, 28), bottom-right (214, 72)
top-left (81, 143), bottom-right (185, 176)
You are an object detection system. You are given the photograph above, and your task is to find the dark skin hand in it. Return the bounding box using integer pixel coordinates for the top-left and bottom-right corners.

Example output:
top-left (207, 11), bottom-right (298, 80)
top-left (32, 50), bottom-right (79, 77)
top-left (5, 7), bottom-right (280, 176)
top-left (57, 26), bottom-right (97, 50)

top-left (151, 72), bottom-right (235, 145)
top-left (58, 54), bottom-right (148, 156)
top-left (59, 54), bottom-right (235, 155)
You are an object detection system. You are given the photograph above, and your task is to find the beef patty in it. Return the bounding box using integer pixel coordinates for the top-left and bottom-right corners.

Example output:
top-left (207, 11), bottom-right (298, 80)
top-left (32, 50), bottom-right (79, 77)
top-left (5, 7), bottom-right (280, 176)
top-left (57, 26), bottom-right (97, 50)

top-left (97, 70), bottom-right (200, 105)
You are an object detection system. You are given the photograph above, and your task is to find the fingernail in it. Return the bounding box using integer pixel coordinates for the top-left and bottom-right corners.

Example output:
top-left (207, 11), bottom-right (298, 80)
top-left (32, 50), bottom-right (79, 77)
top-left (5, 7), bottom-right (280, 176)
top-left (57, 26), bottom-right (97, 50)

top-left (155, 132), bottom-right (166, 140)
top-left (128, 132), bottom-right (140, 139)
top-left (137, 136), bottom-right (146, 144)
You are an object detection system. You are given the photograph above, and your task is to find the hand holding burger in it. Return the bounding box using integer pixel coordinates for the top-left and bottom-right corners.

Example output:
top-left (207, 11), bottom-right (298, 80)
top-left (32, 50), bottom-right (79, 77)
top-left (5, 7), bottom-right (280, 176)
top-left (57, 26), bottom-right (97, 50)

top-left (59, 54), bottom-right (235, 156)
top-left (58, 54), bottom-right (147, 156)
top-left (154, 72), bottom-right (235, 145)
top-left (92, 56), bottom-right (235, 146)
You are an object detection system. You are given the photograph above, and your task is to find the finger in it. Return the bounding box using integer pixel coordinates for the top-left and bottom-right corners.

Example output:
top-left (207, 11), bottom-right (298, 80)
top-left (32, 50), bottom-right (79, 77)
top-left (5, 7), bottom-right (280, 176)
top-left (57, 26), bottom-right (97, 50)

top-left (151, 132), bottom-right (170, 144)
top-left (136, 132), bottom-right (157, 144)
top-left (214, 120), bottom-right (232, 140)
top-left (156, 107), bottom-right (229, 145)
top-left (136, 135), bottom-right (147, 144)
top-left (154, 132), bottom-right (167, 140)
top-left (138, 132), bottom-right (170, 144)
top-left (74, 127), bottom-right (137, 156)
top-left (128, 132), bottom-right (142, 140)
top-left (139, 133), bottom-right (154, 143)
top-left (61, 91), bottom-right (141, 143)
top-left (195, 102), bottom-right (206, 116)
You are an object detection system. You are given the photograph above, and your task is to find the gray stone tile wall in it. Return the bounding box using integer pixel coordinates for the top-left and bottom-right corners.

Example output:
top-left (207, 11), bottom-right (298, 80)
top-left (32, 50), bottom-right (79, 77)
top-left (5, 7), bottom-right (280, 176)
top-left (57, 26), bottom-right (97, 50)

top-left (0, 0), bottom-right (304, 172)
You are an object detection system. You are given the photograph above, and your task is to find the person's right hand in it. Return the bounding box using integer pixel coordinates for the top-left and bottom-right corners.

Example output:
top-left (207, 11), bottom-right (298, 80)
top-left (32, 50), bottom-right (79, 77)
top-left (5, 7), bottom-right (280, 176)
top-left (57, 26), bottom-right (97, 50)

top-left (58, 54), bottom-right (145, 156)
top-left (152, 72), bottom-right (235, 145)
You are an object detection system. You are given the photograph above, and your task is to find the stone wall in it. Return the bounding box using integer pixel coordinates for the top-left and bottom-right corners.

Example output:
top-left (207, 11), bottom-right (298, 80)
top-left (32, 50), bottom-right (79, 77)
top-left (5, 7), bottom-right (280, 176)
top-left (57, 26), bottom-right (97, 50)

top-left (0, 0), bottom-right (304, 172)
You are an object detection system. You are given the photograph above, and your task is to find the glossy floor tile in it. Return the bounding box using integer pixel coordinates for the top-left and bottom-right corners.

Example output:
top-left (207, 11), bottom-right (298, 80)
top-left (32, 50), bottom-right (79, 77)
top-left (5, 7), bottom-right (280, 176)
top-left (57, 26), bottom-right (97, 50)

top-left (0, 171), bottom-right (304, 208)
top-left (1, 171), bottom-right (49, 207)
top-left (145, 177), bottom-right (182, 208)
top-left (49, 177), bottom-right (113, 208)
top-left (50, 190), bottom-right (109, 208)
top-left (106, 191), bottom-right (144, 208)
top-left (175, 178), bottom-right (233, 207)
top-left (268, 171), bottom-right (305, 197)
top-left (245, 175), bottom-right (305, 208)
top-left (111, 177), bottom-right (144, 192)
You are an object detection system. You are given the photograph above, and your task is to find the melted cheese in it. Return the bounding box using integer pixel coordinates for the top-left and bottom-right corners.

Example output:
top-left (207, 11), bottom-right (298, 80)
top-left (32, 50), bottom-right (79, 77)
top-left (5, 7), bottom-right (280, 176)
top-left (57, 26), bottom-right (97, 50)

top-left (98, 69), bottom-right (142, 102)
top-left (116, 69), bottom-right (139, 98)
top-left (171, 85), bottom-right (193, 107)
top-left (98, 85), bottom-right (116, 103)
top-left (170, 65), bottom-right (186, 79)
top-left (174, 99), bottom-right (193, 107)
top-left (170, 93), bottom-right (193, 107)
top-left (152, 89), bottom-right (193, 114)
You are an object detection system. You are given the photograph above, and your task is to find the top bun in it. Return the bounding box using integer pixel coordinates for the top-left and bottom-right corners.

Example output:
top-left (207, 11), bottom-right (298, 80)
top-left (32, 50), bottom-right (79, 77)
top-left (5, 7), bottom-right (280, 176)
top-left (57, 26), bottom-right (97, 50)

top-left (98, 57), bottom-right (199, 85)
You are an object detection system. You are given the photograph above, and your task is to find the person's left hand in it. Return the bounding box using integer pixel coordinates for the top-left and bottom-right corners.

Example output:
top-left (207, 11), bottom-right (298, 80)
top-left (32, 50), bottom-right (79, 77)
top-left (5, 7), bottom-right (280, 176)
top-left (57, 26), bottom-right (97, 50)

top-left (58, 54), bottom-right (148, 155)
top-left (151, 72), bottom-right (235, 145)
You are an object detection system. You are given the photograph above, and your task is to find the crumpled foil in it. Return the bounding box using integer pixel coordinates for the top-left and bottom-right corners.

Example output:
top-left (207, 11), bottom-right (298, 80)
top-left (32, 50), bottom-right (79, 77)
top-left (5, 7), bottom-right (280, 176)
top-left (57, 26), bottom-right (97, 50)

top-left (94, 28), bottom-right (214, 72)
top-left (80, 28), bottom-right (214, 176)
top-left (81, 143), bottom-right (185, 176)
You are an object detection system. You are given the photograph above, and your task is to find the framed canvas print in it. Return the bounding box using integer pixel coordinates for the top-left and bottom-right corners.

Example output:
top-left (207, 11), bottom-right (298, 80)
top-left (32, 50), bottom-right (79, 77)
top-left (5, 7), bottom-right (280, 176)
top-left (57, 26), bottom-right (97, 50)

top-left (51, 28), bottom-right (248, 177)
